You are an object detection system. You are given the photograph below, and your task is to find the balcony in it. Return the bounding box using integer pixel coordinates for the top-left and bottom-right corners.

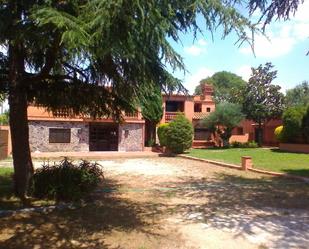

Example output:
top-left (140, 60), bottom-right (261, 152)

top-left (124, 111), bottom-right (139, 119)
top-left (165, 112), bottom-right (184, 122)
top-left (193, 112), bottom-right (209, 120)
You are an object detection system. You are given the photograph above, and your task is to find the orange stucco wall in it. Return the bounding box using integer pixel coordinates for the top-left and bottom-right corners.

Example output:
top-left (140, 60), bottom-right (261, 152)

top-left (0, 125), bottom-right (11, 156)
top-left (27, 106), bottom-right (145, 124)
top-left (161, 92), bottom-right (216, 125)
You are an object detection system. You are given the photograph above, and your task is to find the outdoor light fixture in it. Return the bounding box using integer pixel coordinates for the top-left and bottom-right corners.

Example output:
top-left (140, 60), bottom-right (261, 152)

top-left (124, 129), bottom-right (129, 138)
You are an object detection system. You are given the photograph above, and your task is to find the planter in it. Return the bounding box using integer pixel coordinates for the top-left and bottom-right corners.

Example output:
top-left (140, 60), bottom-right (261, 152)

top-left (279, 143), bottom-right (309, 153)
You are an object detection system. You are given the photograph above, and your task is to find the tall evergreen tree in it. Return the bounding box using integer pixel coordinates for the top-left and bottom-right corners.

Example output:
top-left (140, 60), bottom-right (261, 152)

top-left (0, 0), bottom-right (304, 202)
top-left (140, 86), bottom-right (163, 146)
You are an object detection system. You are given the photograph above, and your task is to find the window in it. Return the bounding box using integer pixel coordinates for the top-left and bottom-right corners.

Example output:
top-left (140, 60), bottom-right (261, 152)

top-left (49, 128), bottom-right (71, 143)
top-left (165, 101), bottom-right (184, 112)
top-left (194, 103), bottom-right (202, 112)
top-left (206, 107), bottom-right (211, 112)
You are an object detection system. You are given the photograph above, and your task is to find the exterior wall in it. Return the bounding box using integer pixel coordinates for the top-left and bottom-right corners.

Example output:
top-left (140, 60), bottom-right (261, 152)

top-left (0, 125), bottom-right (11, 155)
top-left (27, 105), bottom-right (145, 124)
top-left (0, 130), bottom-right (9, 159)
top-left (29, 121), bottom-right (89, 152)
top-left (263, 119), bottom-right (282, 145)
top-left (229, 134), bottom-right (249, 143)
top-left (118, 123), bottom-right (144, 151)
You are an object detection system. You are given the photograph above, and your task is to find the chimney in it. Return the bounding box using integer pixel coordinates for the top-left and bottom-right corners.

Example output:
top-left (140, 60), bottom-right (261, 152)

top-left (201, 84), bottom-right (214, 98)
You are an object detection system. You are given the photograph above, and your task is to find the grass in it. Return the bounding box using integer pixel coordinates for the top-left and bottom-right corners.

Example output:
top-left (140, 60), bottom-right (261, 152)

top-left (0, 167), bottom-right (54, 210)
top-left (187, 148), bottom-right (309, 177)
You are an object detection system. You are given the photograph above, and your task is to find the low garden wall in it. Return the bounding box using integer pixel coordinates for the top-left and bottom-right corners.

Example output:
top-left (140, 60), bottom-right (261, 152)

top-left (279, 143), bottom-right (309, 154)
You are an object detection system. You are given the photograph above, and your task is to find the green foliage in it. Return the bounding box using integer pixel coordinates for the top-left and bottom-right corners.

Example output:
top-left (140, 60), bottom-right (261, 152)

top-left (230, 141), bottom-right (258, 148)
top-left (242, 63), bottom-right (284, 146)
top-left (157, 123), bottom-right (169, 147)
top-left (274, 125), bottom-right (284, 142)
top-left (165, 115), bottom-right (193, 154)
top-left (302, 105), bottom-right (309, 143)
top-left (285, 81), bottom-right (309, 107)
top-left (0, 0), bottom-right (263, 117)
top-left (195, 71), bottom-right (246, 103)
top-left (282, 106), bottom-right (306, 143)
top-left (31, 158), bottom-right (104, 201)
top-left (0, 110), bottom-right (9, 125)
top-left (202, 102), bottom-right (244, 146)
top-left (140, 86), bottom-right (163, 124)
top-left (0, 0), bottom-right (304, 198)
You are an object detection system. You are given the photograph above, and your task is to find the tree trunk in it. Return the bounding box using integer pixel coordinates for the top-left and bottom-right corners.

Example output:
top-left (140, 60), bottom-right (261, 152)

top-left (8, 43), bottom-right (34, 204)
top-left (145, 119), bottom-right (156, 146)
top-left (257, 122), bottom-right (263, 147)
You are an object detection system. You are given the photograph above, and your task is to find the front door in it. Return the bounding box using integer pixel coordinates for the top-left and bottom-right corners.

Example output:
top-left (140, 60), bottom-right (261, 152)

top-left (89, 123), bottom-right (118, 151)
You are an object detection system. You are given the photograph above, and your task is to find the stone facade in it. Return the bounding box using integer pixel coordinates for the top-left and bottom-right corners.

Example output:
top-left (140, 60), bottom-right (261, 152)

top-left (28, 121), bottom-right (144, 152)
top-left (29, 121), bottom-right (89, 152)
top-left (118, 123), bottom-right (144, 151)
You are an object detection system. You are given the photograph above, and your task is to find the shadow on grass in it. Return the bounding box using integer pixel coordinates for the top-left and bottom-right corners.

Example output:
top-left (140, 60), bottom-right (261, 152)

top-left (0, 178), bottom-right (168, 249)
top-left (282, 169), bottom-right (309, 177)
top-left (0, 171), bottom-right (16, 210)
top-left (270, 148), bottom-right (309, 155)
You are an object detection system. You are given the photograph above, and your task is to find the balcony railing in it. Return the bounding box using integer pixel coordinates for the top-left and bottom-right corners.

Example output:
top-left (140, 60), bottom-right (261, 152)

top-left (165, 112), bottom-right (184, 122)
top-left (124, 111), bottom-right (139, 119)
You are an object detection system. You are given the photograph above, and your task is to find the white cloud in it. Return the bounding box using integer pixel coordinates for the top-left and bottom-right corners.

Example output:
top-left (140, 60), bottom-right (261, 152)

top-left (184, 45), bottom-right (206, 56)
top-left (240, 33), bottom-right (296, 58)
top-left (184, 39), bottom-right (208, 56)
top-left (236, 65), bottom-right (252, 81)
top-left (184, 67), bottom-right (214, 94)
top-left (197, 38), bottom-right (207, 46)
top-left (240, 0), bottom-right (309, 58)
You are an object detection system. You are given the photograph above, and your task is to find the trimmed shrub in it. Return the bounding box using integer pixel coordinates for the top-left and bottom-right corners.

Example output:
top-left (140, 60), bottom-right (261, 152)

top-left (230, 141), bottom-right (258, 148)
top-left (157, 123), bottom-right (169, 146)
top-left (247, 141), bottom-right (258, 148)
top-left (282, 106), bottom-right (306, 143)
top-left (230, 141), bottom-right (242, 148)
top-left (31, 158), bottom-right (104, 201)
top-left (165, 114), bottom-right (193, 153)
top-left (274, 125), bottom-right (284, 142)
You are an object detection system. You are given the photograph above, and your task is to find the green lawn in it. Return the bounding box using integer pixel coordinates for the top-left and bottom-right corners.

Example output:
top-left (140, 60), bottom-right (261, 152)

top-left (0, 167), bottom-right (54, 210)
top-left (187, 148), bottom-right (309, 177)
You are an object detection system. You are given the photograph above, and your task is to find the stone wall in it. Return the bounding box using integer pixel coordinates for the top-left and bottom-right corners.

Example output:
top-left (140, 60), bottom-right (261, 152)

top-left (29, 121), bottom-right (89, 152)
top-left (118, 123), bottom-right (144, 151)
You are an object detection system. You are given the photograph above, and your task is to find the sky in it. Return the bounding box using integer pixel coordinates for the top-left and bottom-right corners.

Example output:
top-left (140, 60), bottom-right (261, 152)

top-left (167, 0), bottom-right (309, 94)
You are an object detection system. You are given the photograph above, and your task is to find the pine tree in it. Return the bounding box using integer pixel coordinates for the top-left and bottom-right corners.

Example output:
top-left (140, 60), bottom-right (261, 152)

top-left (0, 0), bottom-right (303, 202)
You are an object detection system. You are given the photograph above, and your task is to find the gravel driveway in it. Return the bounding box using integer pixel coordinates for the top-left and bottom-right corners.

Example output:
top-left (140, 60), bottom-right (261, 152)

top-left (1, 157), bottom-right (308, 249)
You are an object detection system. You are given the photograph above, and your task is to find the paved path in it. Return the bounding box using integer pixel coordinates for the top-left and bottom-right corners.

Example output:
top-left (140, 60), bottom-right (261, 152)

top-left (31, 151), bottom-right (160, 159)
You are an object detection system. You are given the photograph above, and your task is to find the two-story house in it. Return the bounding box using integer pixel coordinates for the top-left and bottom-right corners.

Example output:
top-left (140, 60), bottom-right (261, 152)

top-left (161, 84), bottom-right (216, 147)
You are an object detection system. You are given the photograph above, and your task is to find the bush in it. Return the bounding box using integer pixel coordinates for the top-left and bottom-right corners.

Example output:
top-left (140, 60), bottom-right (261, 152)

top-left (165, 114), bottom-right (193, 153)
top-left (282, 106), bottom-right (306, 143)
top-left (274, 125), bottom-right (284, 142)
top-left (157, 123), bottom-right (169, 146)
top-left (231, 141), bottom-right (258, 148)
top-left (230, 141), bottom-right (242, 148)
top-left (247, 141), bottom-right (258, 148)
top-left (31, 158), bottom-right (104, 201)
